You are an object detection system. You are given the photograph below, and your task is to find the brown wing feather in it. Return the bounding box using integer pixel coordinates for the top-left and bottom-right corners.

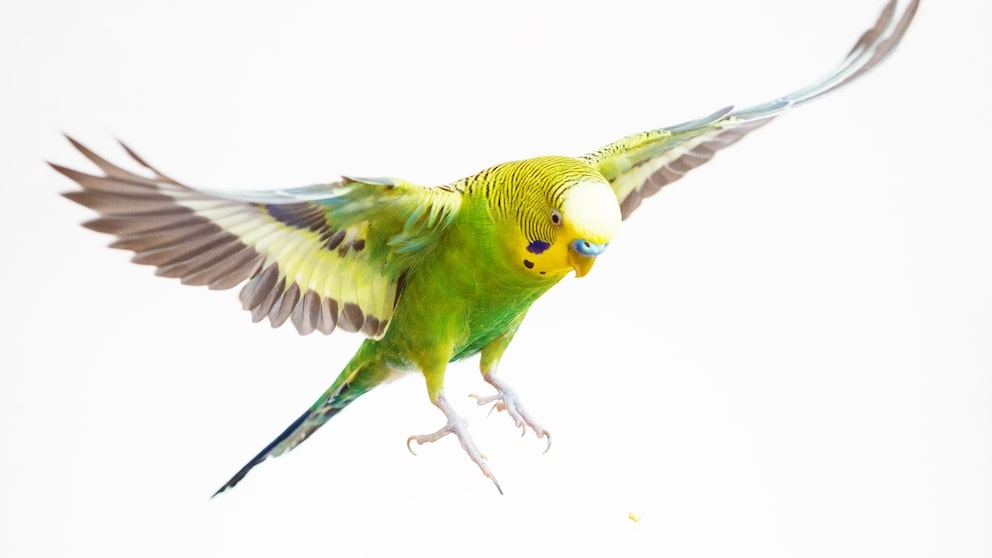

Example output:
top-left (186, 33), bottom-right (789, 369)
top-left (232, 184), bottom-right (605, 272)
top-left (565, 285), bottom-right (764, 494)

top-left (57, 138), bottom-right (403, 337)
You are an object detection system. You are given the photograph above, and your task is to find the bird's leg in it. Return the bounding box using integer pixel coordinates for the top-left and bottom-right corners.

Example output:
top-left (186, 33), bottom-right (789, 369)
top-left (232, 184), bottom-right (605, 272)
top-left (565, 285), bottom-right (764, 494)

top-left (408, 355), bottom-right (504, 494)
top-left (469, 326), bottom-right (552, 452)
top-left (407, 392), bottom-right (502, 494)
top-left (471, 373), bottom-right (552, 453)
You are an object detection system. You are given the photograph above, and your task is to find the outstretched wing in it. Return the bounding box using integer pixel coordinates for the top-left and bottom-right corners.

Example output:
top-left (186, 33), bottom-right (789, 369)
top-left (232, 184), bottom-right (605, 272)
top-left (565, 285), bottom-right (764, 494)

top-left (56, 138), bottom-right (461, 338)
top-left (581, 0), bottom-right (918, 219)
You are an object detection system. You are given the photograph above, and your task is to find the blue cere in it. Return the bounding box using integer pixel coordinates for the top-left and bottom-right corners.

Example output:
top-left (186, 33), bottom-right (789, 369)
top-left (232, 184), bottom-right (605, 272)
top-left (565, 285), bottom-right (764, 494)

top-left (527, 240), bottom-right (551, 254)
top-left (571, 239), bottom-right (607, 256)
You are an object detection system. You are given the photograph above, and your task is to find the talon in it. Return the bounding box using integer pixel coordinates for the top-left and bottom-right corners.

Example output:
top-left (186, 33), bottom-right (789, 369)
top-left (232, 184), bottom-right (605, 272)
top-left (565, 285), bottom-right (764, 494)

top-left (410, 393), bottom-right (504, 494)
top-left (476, 373), bottom-right (553, 453)
top-left (469, 393), bottom-right (497, 406)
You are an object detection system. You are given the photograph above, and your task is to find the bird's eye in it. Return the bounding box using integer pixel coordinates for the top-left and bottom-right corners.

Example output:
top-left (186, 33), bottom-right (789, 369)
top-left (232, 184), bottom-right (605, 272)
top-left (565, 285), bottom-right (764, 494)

top-left (550, 209), bottom-right (562, 226)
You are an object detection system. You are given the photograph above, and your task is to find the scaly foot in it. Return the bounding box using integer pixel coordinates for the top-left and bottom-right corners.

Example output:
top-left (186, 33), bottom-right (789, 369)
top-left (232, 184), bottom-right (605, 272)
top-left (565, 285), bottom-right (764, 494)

top-left (407, 392), bottom-right (503, 494)
top-left (470, 373), bottom-right (552, 453)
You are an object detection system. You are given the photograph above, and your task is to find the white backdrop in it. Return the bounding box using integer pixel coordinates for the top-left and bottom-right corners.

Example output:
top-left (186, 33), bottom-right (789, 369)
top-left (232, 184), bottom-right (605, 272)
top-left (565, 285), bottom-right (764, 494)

top-left (3, 1), bottom-right (990, 556)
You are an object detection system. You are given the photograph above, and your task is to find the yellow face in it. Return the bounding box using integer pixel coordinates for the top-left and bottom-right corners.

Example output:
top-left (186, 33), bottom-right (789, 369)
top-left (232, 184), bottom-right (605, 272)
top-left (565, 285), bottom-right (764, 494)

top-left (510, 178), bottom-right (622, 279)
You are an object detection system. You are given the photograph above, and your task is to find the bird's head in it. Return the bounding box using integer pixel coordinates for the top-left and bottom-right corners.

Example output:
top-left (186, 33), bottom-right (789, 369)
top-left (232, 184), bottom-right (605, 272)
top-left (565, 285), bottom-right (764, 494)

top-left (491, 156), bottom-right (621, 279)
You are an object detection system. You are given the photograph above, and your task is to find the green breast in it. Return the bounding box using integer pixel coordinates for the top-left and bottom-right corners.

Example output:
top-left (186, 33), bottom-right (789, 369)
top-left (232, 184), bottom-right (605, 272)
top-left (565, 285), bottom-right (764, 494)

top-left (375, 191), bottom-right (564, 365)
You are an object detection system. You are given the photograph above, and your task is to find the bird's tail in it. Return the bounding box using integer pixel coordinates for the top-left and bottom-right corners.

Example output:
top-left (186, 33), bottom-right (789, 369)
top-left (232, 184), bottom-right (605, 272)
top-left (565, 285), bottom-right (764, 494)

top-left (212, 343), bottom-right (380, 497)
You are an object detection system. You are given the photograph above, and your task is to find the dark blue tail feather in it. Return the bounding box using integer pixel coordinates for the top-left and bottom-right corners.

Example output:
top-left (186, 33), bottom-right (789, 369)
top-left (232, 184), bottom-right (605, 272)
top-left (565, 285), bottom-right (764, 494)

top-left (211, 408), bottom-right (313, 498)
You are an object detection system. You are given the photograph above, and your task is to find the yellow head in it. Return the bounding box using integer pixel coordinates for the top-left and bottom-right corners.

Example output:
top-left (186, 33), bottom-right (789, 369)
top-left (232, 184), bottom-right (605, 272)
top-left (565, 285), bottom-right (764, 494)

top-left (483, 156), bottom-right (621, 279)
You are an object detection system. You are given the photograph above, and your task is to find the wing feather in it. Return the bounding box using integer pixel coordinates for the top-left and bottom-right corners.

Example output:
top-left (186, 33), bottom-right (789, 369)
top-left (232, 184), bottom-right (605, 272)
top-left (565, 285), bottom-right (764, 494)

top-left (582, 0), bottom-right (918, 220)
top-left (58, 139), bottom-right (461, 338)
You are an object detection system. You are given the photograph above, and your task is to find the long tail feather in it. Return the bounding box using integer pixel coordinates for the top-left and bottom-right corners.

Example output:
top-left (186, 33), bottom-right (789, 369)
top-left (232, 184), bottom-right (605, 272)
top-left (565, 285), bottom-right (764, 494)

top-left (212, 408), bottom-right (317, 497)
top-left (211, 398), bottom-right (358, 497)
top-left (211, 347), bottom-right (380, 496)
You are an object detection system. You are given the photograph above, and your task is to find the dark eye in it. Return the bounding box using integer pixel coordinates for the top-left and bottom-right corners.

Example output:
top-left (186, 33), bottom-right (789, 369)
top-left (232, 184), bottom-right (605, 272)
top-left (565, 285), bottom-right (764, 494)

top-left (550, 209), bottom-right (562, 226)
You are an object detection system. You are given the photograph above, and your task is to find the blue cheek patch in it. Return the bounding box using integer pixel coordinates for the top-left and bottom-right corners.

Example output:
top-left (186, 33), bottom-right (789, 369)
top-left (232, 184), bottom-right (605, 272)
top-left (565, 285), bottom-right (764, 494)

top-left (527, 240), bottom-right (551, 254)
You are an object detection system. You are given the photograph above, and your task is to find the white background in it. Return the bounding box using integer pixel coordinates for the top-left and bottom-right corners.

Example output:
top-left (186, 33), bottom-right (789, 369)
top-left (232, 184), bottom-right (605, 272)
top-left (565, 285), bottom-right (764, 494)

top-left (2, 1), bottom-right (989, 556)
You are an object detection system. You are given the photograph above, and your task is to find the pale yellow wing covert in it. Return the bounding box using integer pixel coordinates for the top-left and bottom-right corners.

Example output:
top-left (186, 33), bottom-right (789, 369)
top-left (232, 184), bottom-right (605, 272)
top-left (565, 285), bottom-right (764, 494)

top-left (56, 139), bottom-right (460, 338)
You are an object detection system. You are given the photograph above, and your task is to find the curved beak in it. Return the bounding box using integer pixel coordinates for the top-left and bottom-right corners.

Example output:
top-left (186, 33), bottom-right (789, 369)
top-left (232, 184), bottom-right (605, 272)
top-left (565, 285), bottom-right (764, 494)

top-left (568, 239), bottom-right (608, 278)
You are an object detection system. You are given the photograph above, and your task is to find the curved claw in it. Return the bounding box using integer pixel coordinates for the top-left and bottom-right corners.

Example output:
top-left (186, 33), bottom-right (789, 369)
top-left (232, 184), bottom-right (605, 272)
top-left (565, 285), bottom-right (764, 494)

top-left (489, 475), bottom-right (503, 495)
top-left (469, 393), bottom-right (496, 405)
top-left (406, 420), bottom-right (460, 456)
top-left (469, 393), bottom-right (502, 418)
top-left (410, 393), bottom-right (504, 494)
top-left (473, 374), bottom-right (553, 453)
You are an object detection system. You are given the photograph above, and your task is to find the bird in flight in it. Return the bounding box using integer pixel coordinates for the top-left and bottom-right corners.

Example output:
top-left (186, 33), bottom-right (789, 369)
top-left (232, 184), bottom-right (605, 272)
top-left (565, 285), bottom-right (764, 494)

top-left (56, 0), bottom-right (919, 495)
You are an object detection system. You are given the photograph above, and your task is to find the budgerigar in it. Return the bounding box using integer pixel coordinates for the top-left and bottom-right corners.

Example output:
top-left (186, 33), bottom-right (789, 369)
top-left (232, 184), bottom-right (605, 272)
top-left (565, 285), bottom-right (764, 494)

top-left (56, 0), bottom-right (918, 495)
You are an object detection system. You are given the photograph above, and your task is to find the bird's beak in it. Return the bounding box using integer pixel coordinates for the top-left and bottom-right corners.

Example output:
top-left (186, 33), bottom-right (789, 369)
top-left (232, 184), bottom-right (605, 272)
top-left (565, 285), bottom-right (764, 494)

top-left (569, 239), bottom-right (607, 278)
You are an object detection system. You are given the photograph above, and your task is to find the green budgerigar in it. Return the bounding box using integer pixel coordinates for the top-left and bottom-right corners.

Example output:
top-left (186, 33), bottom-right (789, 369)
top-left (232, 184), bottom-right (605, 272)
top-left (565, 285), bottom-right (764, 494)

top-left (57, 0), bottom-right (918, 495)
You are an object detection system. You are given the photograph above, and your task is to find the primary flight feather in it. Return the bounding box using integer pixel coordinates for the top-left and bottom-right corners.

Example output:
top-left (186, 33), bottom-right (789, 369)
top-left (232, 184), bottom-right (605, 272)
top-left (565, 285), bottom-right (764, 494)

top-left (56, 0), bottom-right (919, 495)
